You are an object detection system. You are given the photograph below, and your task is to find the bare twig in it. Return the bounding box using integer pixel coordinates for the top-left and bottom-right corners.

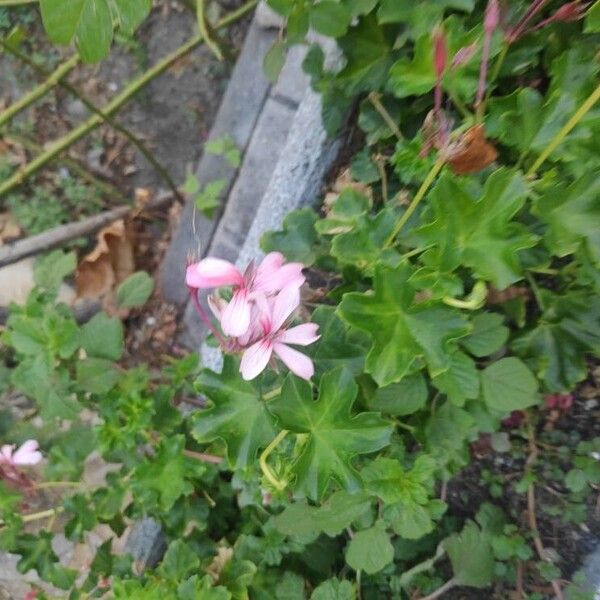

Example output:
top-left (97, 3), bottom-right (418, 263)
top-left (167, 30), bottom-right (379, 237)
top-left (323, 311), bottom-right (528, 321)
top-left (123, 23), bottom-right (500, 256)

top-left (0, 54), bottom-right (78, 128)
top-left (0, 0), bottom-right (257, 198)
top-left (182, 449), bottom-right (223, 464)
top-left (1, 40), bottom-right (184, 202)
top-left (368, 92), bottom-right (403, 141)
top-left (0, 191), bottom-right (173, 268)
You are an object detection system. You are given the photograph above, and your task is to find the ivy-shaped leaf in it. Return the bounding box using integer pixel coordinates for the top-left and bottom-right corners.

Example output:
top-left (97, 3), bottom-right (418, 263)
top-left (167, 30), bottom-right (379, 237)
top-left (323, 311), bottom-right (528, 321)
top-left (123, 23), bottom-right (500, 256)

top-left (270, 368), bottom-right (392, 500)
top-left (345, 521), bottom-right (394, 574)
top-left (416, 168), bottom-right (536, 289)
top-left (444, 521), bottom-right (494, 587)
top-left (191, 356), bottom-right (277, 469)
top-left (339, 263), bottom-right (470, 386)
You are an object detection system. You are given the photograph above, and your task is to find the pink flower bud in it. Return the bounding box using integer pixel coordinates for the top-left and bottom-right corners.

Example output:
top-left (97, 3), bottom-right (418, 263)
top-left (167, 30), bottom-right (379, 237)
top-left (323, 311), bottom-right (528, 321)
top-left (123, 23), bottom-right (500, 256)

top-left (535, 1), bottom-right (588, 29)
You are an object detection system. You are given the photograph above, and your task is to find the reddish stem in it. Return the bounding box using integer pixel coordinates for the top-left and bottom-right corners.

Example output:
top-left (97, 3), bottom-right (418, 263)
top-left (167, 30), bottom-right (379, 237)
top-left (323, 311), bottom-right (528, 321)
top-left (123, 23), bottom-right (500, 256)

top-left (187, 286), bottom-right (227, 347)
top-left (507, 0), bottom-right (549, 42)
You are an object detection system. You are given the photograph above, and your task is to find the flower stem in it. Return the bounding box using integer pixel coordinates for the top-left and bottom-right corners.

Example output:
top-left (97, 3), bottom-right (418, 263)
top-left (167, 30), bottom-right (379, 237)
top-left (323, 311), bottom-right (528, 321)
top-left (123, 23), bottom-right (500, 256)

top-left (259, 430), bottom-right (289, 491)
top-left (384, 159), bottom-right (445, 248)
top-left (420, 577), bottom-right (457, 600)
top-left (262, 387), bottom-right (282, 401)
top-left (21, 507), bottom-right (64, 523)
top-left (35, 481), bottom-right (81, 490)
top-left (368, 92), bottom-right (403, 141)
top-left (188, 287), bottom-right (227, 347)
top-left (527, 81), bottom-right (600, 177)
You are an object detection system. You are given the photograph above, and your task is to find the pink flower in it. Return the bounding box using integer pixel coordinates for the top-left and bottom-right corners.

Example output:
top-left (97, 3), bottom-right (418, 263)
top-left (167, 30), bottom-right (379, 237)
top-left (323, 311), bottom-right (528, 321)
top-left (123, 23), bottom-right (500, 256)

top-left (239, 285), bottom-right (319, 381)
top-left (544, 393), bottom-right (574, 412)
top-left (186, 253), bottom-right (304, 337)
top-left (0, 440), bottom-right (42, 467)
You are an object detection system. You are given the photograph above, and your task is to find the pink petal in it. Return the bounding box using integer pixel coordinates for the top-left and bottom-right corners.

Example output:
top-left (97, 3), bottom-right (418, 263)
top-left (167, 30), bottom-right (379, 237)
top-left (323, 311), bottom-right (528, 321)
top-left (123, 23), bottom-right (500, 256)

top-left (12, 440), bottom-right (42, 465)
top-left (255, 252), bottom-right (284, 278)
top-left (207, 295), bottom-right (226, 320)
top-left (271, 285), bottom-right (301, 332)
top-left (186, 258), bottom-right (244, 289)
top-left (254, 261), bottom-right (305, 294)
top-left (240, 339), bottom-right (273, 380)
top-left (221, 290), bottom-right (251, 337)
top-left (0, 445), bottom-right (13, 463)
top-left (277, 323), bottom-right (320, 346)
top-left (273, 343), bottom-right (314, 380)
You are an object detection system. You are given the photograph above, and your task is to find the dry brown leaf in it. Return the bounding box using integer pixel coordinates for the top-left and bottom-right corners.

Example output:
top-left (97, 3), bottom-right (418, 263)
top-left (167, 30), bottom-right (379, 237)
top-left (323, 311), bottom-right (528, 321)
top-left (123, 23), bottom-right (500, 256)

top-left (487, 284), bottom-right (530, 304)
top-left (206, 545), bottom-right (233, 582)
top-left (76, 219), bottom-right (134, 299)
top-left (446, 125), bottom-right (498, 175)
top-left (0, 212), bottom-right (21, 245)
top-left (323, 168), bottom-right (373, 215)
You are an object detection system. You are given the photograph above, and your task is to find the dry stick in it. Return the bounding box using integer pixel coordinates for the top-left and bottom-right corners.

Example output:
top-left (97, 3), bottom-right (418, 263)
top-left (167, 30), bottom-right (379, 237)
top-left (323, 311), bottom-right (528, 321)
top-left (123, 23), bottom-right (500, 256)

top-left (182, 448), bottom-right (223, 464)
top-left (0, 54), bottom-right (78, 128)
top-left (6, 132), bottom-right (130, 204)
top-left (0, 191), bottom-right (173, 267)
top-left (0, 0), bottom-right (257, 198)
top-left (2, 41), bottom-right (184, 202)
top-left (526, 424), bottom-right (564, 600)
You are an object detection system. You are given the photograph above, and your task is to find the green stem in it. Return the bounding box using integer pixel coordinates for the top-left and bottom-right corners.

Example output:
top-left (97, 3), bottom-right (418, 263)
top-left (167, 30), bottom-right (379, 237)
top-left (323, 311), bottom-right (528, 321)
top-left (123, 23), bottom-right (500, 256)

top-left (262, 386), bottom-right (282, 401)
top-left (384, 159), bottom-right (445, 248)
top-left (525, 272), bottom-right (545, 312)
top-left (526, 81), bottom-right (600, 177)
top-left (442, 281), bottom-right (487, 310)
top-left (196, 0), bottom-right (224, 61)
top-left (259, 429), bottom-right (289, 491)
top-left (35, 481), bottom-right (81, 490)
top-left (7, 132), bottom-right (129, 204)
top-left (21, 507), bottom-right (64, 523)
top-left (394, 419), bottom-right (416, 434)
top-left (0, 0), bottom-right (257, 198)
top-left (368, 92), bottom-right (403, 141)
top-left (1, 40), bottom-right (184, 203)
top-left (0, 0), bottom-right (37, 5)
top-left (420, 577), bottom-right (457, 600)
top-left (0, 54), bottom-right (78, 129)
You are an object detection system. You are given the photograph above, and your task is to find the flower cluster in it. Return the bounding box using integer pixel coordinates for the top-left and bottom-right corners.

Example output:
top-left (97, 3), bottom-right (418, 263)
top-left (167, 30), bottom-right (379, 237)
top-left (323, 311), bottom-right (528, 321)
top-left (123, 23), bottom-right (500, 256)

top-left (0, 439), bottom-right (42, 467)
top-left (186, 253), bottom-right (319, 381)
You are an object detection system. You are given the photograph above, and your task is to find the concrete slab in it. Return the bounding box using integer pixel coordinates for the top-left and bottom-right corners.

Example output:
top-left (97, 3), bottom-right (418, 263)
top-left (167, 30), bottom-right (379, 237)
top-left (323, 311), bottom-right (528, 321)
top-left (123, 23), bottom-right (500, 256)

top-left (181, 95), bottom-right (297, 347)
top-left (159, 18), bottom-right (276, 306)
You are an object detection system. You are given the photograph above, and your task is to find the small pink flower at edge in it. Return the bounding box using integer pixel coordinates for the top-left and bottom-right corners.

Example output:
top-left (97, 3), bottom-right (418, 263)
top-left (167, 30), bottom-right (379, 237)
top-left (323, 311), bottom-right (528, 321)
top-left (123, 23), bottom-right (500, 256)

top-left (0, 439), bottom-right (42, 467)
top-left (186, 253), bottom-right (305, 337)
top-left (239, 285), bottom-right (320, 381)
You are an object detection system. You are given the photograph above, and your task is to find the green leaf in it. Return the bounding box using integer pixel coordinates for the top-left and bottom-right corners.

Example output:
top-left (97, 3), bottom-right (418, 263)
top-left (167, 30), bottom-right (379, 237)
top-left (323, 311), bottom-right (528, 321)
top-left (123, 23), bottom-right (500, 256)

top-left (462, 313), bottom-right (509, 357)
top-left (113, 0), bottom-right (151, 34)
top-left (384, 501), bottom-right (435, 539)
top-left (311, 578), bottom-right (355, 600)
top-left (273, 491), bottom-right (372, 538)
top-left (11, 357), bottom-right (80, 420)
top-left (533, 175), bottom-right (600, 263)
top-left (362, 455), bottom-right (435, 504)
top-left (432, 351), bottom-right (479, 406)
top-left (339, 264), bottom-right (470, 386)
top-left (205, 136), bottom-right (241, 167)
top-left (585, 1), bottom-right (600, 32)
top-left (192, 356), bottom-right (277, 469)
top-left (63, 494), bottom-right (97, 540)
top-left (388, 35), bottom-right (435, 98)
top-left (261, 208), bottom-right (320, 265)
top-left (263, 41), bottom-right (287, 83)
top-left (178, 575), bottom-right (232, 600)
top-left (195, 179), bottom-right (226, 217)
top-left (34, 250), bottom-right (76, 290)
top-left (481, 357), bottom-right (538, 413)
top-left (444, 521), bottom-right (494, 587)
top-left (308, 306), bottom-right (368, 377)
top-left (40, 0), bottom-right (114, 61)
top-left (132, 435), bottom-right (198, 511)
top-left (416, 169), bottom-right (536, 289)
top-left (425, 402), bottom-right (474, 462)
top-left (116, 271), bottom-right (154, 308)
top-left (269, 368), bottom-right (392, 500)
top-left (345, 521), bottom-right (394, 574)
top-left (76, 357), bottom-right (120, 394)
top-left (80, 312), bottom-right (124, 360)
top-left (565, 469), bottom-right (588, 493)
top-left (159, 540), bottom-right (200, 581)
top-left (366, 372), bottom-right (427, 416)
top-left (512, 292), bottom-right (600, 391)
top-left (309, 1), bottom-right (352, 37)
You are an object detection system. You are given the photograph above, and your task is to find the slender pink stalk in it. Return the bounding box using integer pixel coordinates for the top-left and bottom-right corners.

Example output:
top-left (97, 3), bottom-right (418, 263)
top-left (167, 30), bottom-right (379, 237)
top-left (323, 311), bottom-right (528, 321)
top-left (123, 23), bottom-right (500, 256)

top-left (188, 286), bottom-right (227, 347)
top-left (476, 0), bottom-right (499, 108)
top-left (507, 0), bottom-right (549, 42)
top-left (533, 1), bottom-right (588, 29)
top-left (433, 27), bottom-right (447, 114)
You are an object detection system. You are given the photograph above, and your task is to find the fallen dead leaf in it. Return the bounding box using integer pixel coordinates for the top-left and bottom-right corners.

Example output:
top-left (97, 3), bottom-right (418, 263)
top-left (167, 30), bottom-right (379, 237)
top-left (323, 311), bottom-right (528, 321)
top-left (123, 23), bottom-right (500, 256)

top-left (0, 212), bottom-right (21, 244)
top-left (445, 125), bottom-right (498, 175)
top-left (75, 219), bottom-right (134, 300)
